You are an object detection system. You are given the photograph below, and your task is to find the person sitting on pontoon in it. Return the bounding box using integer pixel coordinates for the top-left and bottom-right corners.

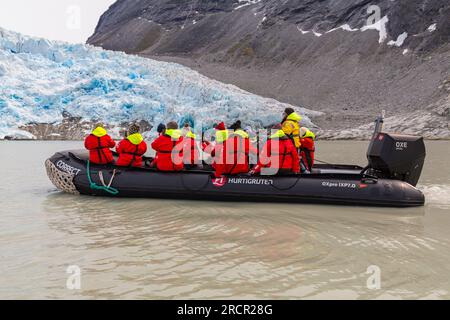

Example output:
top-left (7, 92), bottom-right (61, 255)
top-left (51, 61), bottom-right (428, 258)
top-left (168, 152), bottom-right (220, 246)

top-left (151, 121), bottom-right (184, 172)
top-left (84, 125), bottom-right (116, 165)
top-left (116, 124), bottom-right (148, 168)
top-left (251, 124), bottom-right (300, 176)
top-left (182, 123), bottom-right (201, 170)
top-left (299, 127), bottom-right (316, 173)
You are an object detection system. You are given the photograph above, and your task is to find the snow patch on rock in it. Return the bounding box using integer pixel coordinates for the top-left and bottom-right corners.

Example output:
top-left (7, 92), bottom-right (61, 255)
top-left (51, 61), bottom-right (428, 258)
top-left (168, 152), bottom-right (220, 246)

top-left (235, 0), bottom-right (262, 10)
top-left (312, 31), bottom-right (323, 37)
top-left (428, 23), bottom-right (437, 32)
top-left (388, 32), bottom-right (408, 47)
top-left (326, 24), bottom-right (359, 34)
top-left (295, 26), bottom-right (322, 37)
top-left (296, 26), bottom-right (310, 35)
top-left (299, 16), bottom-right (390, 43)
top-left (361, 15), bottom-right (389, 43)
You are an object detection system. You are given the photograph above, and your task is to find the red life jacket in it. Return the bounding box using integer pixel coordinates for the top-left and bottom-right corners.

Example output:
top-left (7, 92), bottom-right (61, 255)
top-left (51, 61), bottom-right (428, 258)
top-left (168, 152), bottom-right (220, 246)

top-left (256, 135), bottom-right (300, 174)
top-left (300, 137), bottom-right (315, 171)
top-left (84, 129), bottom-right (116, 164)
top-left (151, 131), bottom-right (184, 172)
top-left (116, 134), bottom-right (147, 168)
top-left (183, 134), bottom-right (201, 166)
top-left (214, 131), bottom-right (257, 177)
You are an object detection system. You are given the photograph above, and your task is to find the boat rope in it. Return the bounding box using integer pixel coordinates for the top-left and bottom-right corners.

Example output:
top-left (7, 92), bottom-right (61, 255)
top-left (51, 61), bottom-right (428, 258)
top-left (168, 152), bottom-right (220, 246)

top-left (99, 169), bottom-right (117, 189)
top-left (86, 160), bottom-right (119, 195)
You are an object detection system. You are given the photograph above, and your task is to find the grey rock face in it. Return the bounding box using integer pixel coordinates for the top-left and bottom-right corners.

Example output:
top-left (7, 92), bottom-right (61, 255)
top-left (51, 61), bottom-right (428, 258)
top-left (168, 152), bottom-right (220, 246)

top-left (88, 0), bottom-right (450, 137)
top-left (90, 0), bottom-right (449, 53)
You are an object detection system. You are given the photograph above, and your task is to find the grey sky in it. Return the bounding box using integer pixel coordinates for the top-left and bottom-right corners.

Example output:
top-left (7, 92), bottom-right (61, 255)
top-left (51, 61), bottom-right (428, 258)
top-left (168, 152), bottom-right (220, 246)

top-left (0, 0), bottom-right (116, 43)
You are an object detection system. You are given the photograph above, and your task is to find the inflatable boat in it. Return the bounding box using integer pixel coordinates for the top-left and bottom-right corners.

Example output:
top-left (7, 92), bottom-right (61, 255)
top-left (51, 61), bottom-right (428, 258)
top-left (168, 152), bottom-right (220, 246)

top-left (45, 118), bottom-right (426, 207)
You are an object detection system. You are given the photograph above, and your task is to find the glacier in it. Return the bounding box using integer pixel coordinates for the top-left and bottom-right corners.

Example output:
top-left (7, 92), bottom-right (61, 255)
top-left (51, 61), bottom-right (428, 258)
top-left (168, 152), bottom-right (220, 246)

top-left (0, 27), bottom-right (321, 139)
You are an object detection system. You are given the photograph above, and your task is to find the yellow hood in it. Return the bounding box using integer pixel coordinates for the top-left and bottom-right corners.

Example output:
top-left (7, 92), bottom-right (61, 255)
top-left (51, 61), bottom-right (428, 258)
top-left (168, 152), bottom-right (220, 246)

top-left (92, 127), bottom-right (107, 138)
top-left (270, 130), bottom-right (286, 139)
top-left (127, 133), bottom-right (144, 145)
top-left (233, 129), bottom-right (249, 139)
top-left (287, 112), bottom-right (302, 122)
top-left (166, 129), bottom-right (182, 140)
top-left (301, 128), bottom-right (316, 140)
top-left (185, 131), bottom-right (197, 139)
top-left (215, 130), bottom-right (229, 143)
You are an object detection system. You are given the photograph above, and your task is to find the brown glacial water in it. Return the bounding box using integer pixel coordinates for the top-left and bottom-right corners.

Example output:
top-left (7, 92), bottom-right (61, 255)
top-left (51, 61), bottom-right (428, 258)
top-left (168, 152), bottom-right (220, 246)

top-left (0, 141), bottom-right (449, 299)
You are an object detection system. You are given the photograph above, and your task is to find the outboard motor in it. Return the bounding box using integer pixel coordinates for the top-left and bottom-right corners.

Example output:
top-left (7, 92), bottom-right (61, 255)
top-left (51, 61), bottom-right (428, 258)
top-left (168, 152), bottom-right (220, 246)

top-left (365, 114), bottom-right (426, 186)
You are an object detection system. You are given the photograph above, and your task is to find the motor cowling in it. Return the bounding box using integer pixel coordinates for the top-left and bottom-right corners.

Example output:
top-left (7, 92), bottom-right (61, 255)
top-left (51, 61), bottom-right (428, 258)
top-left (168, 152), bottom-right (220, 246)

top-left (367, 133), bottom-right (426, 186)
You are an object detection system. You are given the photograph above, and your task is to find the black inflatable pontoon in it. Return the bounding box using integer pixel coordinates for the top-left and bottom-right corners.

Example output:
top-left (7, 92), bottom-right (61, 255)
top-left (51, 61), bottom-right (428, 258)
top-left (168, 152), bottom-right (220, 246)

top-left (45, 118), bottom-right (426, 207)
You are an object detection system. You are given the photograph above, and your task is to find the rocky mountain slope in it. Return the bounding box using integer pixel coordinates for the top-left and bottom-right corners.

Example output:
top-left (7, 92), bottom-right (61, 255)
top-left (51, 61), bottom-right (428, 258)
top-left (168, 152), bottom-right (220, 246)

top-left (88, 0), bottom-right (450, 138)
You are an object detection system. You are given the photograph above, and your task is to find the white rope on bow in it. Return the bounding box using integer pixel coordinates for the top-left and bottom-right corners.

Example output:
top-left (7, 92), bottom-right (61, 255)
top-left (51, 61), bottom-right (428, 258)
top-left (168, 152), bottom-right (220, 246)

top-left (99, 169), bottom-right (117, 188)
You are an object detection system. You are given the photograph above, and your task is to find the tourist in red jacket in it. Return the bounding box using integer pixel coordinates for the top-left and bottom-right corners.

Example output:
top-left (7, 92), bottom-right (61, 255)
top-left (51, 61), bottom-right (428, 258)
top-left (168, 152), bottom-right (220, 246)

top-left (299, 127), bottom-right (316, 172)
top-left (116, 124), bottom-right (148, 168)
top-left (182, 124), bottom-right (201, 168)
top-left (84, 126), bottom-right (116, 164)
top-left (206, 122), bottom-right (227, 177)
top-left (151, 121), bottom-right (184, 172)
top-left (214, 121), bottom-right (257, 177)
top-left (252, 124), bottom-right (300, 175)
top-left (202, 123), bottom-right (224, 161)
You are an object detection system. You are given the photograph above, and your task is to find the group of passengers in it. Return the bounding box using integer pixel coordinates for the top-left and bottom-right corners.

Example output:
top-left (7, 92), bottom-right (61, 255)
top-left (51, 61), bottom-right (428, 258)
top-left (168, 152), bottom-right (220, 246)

top-left (84, 108), bottom-right (316, 177)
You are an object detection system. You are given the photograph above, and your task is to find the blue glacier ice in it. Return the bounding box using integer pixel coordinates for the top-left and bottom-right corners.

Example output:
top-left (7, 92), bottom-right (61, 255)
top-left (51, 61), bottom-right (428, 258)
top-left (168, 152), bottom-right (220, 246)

top-left (0, 27), bottom-right (321, 139)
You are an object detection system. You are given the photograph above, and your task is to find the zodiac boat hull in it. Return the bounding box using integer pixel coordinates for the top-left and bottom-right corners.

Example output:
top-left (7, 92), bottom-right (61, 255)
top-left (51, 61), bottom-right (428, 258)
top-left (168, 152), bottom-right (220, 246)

top-left (45, 150), bottom-right (425, 207)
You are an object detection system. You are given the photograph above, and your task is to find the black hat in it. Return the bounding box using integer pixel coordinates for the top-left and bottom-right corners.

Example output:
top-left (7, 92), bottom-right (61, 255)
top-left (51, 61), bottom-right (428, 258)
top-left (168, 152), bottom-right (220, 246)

top-left (284, 108), bottom-right (295, 115)
top-left (157, 123), bottom-right (166, 133)
top-left (229, 120), bottom-right (242, 131)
